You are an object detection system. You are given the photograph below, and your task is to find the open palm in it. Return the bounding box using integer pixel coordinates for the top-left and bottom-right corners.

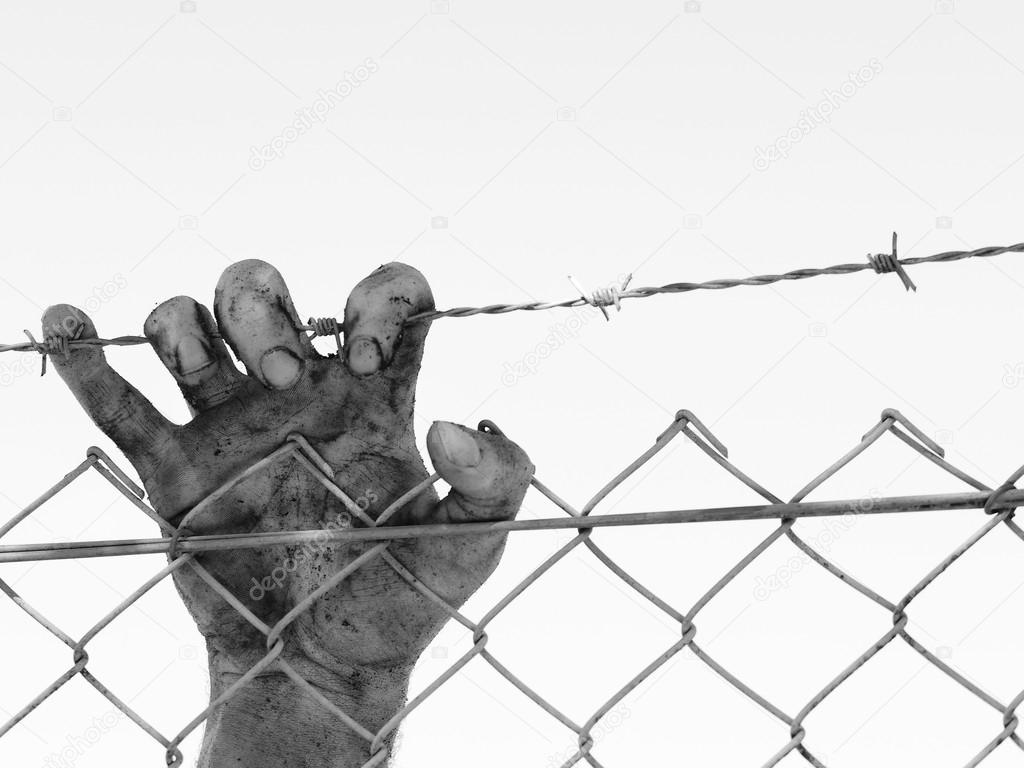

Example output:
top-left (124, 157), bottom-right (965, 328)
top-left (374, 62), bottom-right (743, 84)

top-left (42, 260), bottom-right (533, 767)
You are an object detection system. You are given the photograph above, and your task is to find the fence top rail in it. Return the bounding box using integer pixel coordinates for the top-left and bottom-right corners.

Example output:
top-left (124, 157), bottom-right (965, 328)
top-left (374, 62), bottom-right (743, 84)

top-left (1, 486), bottom-right (1020, 564)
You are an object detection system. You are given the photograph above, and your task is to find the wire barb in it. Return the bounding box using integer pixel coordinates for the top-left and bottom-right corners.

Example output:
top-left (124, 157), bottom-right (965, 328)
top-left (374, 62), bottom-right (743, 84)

top-left (305, 316), bottom-right (343, 354)
top-left (867, 232), bottom-right (916, 292)
top-left (22, 321), bottom-right (84, 376)
top-left (567, 273), bottom-right (634, 320)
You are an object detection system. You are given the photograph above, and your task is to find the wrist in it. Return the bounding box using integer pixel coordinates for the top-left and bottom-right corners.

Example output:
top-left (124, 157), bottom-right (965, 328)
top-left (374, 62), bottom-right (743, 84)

top-left (200, 657), bottom-right (411, 768)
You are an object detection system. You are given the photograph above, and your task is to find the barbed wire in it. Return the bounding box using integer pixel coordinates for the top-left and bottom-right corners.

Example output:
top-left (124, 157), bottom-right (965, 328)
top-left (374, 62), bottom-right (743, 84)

top-left (3, 236), bottom-right (1022, 362)
top-left (3, 407), bottom-right (1024, 766)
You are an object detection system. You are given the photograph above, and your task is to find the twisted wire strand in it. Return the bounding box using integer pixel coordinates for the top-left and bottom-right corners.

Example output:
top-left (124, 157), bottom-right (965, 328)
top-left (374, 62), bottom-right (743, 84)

top-left (3, 240), bottom-right (1022, 358)
top-left (411, 241), bottom-right (1024, 322)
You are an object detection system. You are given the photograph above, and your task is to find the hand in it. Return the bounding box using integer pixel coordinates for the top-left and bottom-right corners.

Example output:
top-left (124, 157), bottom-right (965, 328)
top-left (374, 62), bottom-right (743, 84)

top-left (41, 261), bottom-right (534, 767)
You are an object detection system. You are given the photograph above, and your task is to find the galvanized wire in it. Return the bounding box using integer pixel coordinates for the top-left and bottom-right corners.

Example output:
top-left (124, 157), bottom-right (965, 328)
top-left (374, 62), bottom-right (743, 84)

top-left (3, 239), bottom-right (1023, 362)
top-left (2, 408), bottom-right (1023, 766)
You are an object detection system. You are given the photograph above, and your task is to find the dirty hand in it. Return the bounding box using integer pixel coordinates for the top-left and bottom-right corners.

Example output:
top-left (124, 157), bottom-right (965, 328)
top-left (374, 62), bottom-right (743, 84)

top-left (42, 261), bottom-right (533, 768)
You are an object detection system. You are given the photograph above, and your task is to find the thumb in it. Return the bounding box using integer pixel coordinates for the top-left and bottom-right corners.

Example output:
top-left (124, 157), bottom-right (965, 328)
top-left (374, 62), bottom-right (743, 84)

top-left (426, 421), bottom-right (533, 522)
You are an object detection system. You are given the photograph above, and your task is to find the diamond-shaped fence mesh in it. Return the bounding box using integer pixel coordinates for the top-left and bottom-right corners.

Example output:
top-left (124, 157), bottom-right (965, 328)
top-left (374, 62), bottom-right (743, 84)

top-left (2, 408), bottom-right (1024, 767)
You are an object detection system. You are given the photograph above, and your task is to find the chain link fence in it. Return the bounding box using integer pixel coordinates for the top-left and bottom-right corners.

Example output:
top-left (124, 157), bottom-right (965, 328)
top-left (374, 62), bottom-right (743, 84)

top-left (1, 407), bottom-right (1023, 767)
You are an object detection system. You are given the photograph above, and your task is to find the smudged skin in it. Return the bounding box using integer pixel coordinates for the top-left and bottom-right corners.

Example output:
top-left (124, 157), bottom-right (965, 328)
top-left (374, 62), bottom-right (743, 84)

top-left (42, 262), bottom-right (533, 767)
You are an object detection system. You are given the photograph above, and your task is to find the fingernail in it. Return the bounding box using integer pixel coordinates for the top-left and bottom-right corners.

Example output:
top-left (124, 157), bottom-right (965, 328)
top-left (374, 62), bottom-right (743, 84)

top-left (175, 335), bottom-right (214, 375)
top-left (436, 422), bottom-right (481, 468)
top-left (346, 335), bottom-right (383, 376)
top-left (259, 347), bottom-right (303, 389)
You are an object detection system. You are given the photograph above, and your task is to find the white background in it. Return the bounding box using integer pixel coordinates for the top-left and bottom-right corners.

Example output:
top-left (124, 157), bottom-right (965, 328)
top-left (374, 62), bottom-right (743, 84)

top-left (1, 1), bottom-right (1024, 766)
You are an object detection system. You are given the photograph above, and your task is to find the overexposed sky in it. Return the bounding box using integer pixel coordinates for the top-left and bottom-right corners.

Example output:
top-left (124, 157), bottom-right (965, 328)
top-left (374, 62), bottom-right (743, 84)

top-left (2, 2), bottom-right (1024, 766)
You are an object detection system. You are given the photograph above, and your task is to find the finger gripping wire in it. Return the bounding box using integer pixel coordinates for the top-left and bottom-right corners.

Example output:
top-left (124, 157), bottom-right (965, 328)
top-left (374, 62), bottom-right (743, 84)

top-left (23, 323), bottom-right (82, 376)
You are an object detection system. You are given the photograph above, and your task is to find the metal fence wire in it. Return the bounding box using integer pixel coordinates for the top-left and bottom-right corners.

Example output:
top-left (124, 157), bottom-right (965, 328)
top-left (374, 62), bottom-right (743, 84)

top-left (2, 407), bottom-right (1024, 767)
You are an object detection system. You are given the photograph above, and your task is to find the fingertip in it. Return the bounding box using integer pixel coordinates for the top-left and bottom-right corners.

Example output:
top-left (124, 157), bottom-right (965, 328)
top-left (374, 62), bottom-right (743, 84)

top-left (215, 259), bottom-right (278, 295)
top-left (144, 296), bottom-right (244, 409)
top-left (40, 303), bottom-right (103, 373)
top-left (214, 259), bottom-right (312, 390)
top-left (380, 262), bottom-right (432, 297)
top-left (345, 335), bottom-right (383, 376)
top-left (427, 421), bottom-right (482, 468)
top-left (343, 262), bottom-right (434, 378)
top-left (427, 421), bottom-right (533, 506)
top-left (259, 347), bottom-right (303, 389)
top-left (428, 422), bottom-right (489, 499)
top-left (41, 303), bottom-right (95, 340)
